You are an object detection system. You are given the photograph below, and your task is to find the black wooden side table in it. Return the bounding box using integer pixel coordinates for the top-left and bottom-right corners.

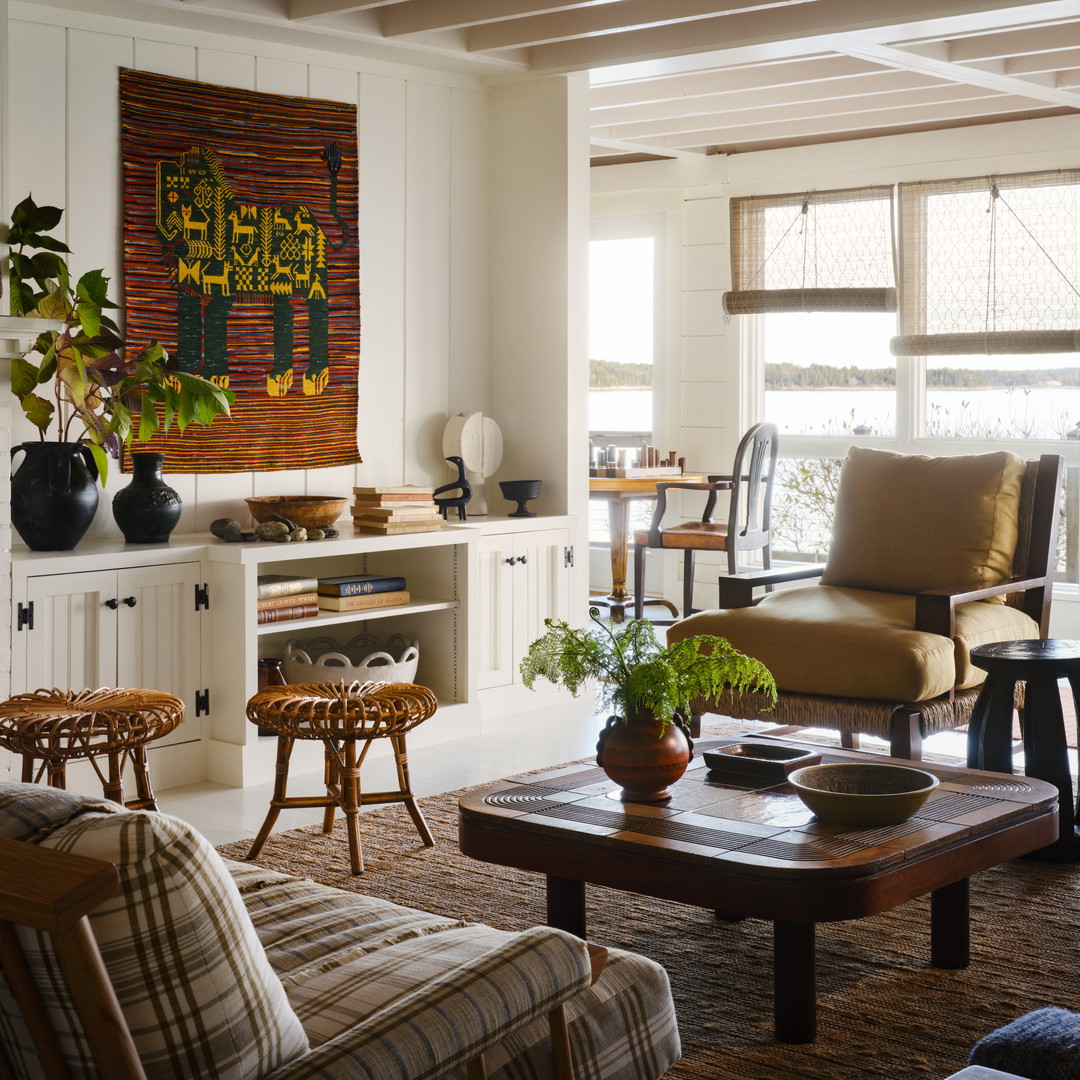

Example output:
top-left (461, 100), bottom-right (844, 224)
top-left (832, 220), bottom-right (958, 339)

top-left (967, 639), bottom-right (1080, 860)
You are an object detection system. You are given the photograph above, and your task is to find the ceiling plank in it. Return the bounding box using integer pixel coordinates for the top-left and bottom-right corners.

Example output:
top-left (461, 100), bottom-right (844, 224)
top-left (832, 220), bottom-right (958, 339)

top-left (600, 84), bottom-right (1007, 140)
top-left (524, 0), bottom-right (1080, 73)
top-left (382, 1), bottom-right (636, 37)
top-left (658, 95), bottom-right (1067, 148)
top-left (843, 41), bottom-right (1080, 106)
top-left (925, 21), bottom-right (1080, 63)
top-left (999, 46), bottom-right (1080, 74)
top-left (465, 0), bottom-right (808, 52)
top-left (590, 55), bottom-right (885, 108)
top-left (593, 70), bottom-right (946, 126)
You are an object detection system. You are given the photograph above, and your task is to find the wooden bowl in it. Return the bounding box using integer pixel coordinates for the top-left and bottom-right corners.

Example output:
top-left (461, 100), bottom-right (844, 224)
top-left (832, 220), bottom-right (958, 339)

top-left (788, 762), bottom-right (939, 826)
top-left (245, 496), bottom-right (347, 529)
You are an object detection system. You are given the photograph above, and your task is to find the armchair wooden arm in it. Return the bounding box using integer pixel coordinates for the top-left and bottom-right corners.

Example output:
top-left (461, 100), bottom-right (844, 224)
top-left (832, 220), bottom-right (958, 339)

top-left (717, 563), bottom-right (825, 608)
top-left (645, 479), bottom-right (732, 545)
top-left (915, 575), bottom-right (1054, 638)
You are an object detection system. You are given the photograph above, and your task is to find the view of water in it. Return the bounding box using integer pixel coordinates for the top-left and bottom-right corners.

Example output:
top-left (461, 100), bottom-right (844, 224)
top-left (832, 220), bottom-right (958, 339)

top-left (591, 386), bottom-right (1079, 440)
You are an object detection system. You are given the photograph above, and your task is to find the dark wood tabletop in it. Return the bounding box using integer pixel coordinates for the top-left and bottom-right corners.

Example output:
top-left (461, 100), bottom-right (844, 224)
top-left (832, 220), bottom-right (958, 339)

top-left (458, 736), bottom-right (1059, 1043)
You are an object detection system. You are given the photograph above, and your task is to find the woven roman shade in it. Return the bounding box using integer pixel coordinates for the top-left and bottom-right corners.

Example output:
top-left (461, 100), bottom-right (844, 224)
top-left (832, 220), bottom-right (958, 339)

top-left (724, 186), bottom-right (896, 315)
top-left (892, 169), bottom-right (1080, 356)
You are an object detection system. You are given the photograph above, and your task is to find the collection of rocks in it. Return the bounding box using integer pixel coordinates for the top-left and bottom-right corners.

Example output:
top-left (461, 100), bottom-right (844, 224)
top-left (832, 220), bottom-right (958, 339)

top-left (211, 516), bottom-right (341, 544)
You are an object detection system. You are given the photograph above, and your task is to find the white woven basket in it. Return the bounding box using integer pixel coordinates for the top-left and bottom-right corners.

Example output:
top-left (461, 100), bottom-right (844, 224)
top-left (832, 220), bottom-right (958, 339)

top-left (283, 633), bottom-right (420, 685)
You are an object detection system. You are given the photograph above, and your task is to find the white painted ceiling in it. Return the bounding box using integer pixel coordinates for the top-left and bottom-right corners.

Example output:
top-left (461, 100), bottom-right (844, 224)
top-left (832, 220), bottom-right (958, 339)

top-left (40, 0), bottom-right (1080, 163)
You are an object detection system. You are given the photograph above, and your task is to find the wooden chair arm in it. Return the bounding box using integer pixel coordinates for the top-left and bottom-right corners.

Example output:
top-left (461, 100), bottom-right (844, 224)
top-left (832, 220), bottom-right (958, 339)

top-left (915, 575), bottom-right (1053, 638)
top-left (646, 480), bottom-right (733, 544)
top-left (718, 563), bottom-right (825, 608)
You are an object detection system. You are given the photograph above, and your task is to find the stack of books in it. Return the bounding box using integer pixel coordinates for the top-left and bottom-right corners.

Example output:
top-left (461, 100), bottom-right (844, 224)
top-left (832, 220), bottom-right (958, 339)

top-left (352, 486), bottom-right (443, 534)
top-left (256, 574), bottom-right (320, 625)
top-left (317, 573), bottom-right (410, 611)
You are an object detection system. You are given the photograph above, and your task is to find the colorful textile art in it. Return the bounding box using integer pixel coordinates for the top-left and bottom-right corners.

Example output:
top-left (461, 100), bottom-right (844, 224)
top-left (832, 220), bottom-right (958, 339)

top-left (120, 69), bottom-right (361, 472)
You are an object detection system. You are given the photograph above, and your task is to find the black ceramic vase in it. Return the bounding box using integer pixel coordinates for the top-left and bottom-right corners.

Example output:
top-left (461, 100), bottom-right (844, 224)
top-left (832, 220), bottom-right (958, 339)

top-left (111, 451), bottom-right (183, 544)
top-left (10, 442), bottom-right (100, 551)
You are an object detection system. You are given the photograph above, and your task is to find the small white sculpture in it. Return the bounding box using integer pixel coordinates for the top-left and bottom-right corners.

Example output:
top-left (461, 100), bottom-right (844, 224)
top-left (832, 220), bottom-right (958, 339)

top-left (442, 412), bottom-right (503, 516)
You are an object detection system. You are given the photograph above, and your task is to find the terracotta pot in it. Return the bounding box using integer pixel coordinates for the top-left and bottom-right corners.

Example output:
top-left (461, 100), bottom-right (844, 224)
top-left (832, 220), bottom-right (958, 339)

top-left (595, 709), bottom-right (694, 803)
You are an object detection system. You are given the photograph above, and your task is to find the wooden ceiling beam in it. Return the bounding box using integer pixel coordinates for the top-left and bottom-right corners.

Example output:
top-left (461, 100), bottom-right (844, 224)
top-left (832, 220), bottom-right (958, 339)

top-left (842, 41), bottom-right (1080, 106)
top-left (524, 0), bottom-right (1080, 73)
top-left (288, 0), bottom-right (393, 19)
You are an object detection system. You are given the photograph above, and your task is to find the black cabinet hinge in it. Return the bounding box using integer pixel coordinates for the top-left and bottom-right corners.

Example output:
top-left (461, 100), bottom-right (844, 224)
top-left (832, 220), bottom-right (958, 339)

top-left (194, 583), bottom-right (210, 611)
top-left (16, 601), bottom-right (34, 631)
top-left (195, 689), bottom-right (210, 717)
top-left (564, 545), bottom-right (575, 568)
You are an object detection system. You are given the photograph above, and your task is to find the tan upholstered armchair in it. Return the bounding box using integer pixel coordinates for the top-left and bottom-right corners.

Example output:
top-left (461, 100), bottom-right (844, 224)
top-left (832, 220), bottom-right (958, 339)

top-left (668, 447), bottom-right (1064, 759)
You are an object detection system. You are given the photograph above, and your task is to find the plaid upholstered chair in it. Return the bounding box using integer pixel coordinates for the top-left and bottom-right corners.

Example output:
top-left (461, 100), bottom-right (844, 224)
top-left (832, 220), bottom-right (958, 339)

top-left (0, 782), bottom-right (680, 1080)
top-left (669, 447), bottom-right (1064, 760)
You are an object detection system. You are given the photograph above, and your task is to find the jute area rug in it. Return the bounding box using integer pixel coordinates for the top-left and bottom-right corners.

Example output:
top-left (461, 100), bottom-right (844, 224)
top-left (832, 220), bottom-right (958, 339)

top-left (218, 722), bottom-right (1079, 1080)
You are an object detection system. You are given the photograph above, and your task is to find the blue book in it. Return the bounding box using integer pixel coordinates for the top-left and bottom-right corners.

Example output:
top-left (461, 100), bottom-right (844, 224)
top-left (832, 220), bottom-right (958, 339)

top-left (317, 574), bottom-right (407, 597)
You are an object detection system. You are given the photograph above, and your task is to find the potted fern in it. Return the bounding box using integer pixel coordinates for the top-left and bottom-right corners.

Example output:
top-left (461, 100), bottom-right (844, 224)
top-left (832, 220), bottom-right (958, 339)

top-left (5, 194), bottom-right (234, 550)
top-left (520, 609), bottom-right (776, 802)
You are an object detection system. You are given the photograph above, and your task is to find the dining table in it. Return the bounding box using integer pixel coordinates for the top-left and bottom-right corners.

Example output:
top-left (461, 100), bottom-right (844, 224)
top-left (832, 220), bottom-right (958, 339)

top-left (588, 473), bottom-right (702, 623)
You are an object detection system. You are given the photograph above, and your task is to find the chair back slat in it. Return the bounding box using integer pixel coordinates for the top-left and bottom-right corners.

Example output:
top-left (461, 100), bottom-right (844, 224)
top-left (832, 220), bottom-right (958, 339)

top-left (1007, 453), bottom-right (1063, 634)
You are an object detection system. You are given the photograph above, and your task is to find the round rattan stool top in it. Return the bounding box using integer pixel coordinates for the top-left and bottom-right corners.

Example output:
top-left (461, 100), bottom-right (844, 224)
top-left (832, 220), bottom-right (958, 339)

top-left (246, 680), bottom-right (437, 741)
top-left (0, 687), bottom-right (185, 761)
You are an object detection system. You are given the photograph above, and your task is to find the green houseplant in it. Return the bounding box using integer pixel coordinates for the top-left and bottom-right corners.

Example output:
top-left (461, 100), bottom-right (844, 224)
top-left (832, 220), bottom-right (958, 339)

top-left (5, 194), bottom-right (235, 550)
top-left (520, 609), bottom-right (776, 802)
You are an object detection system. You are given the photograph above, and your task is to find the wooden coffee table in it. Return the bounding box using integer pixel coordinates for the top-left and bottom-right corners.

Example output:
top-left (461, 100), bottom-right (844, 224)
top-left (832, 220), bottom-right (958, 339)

top-left (458, 737), bottom-right (1058, 1043)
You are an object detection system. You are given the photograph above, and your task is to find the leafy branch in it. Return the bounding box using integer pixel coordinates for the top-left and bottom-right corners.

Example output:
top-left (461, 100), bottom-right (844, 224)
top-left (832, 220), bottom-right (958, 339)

top-left (520, 608), bottom-right (776, 732)
top-left (6, 194), bottom-right (235, 484)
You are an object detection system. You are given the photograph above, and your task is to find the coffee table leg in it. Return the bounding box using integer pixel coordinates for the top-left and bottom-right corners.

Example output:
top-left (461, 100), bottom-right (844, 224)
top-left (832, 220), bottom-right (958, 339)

top-left (547, 876), bottom-right (587, 939)
top-left (773, 921), bottom-right (816, 1043)
top-left (930, 878), bottom-right (970, 969)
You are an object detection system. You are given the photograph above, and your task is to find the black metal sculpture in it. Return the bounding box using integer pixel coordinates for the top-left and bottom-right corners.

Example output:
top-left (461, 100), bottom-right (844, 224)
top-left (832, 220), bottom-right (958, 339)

top-left (433, 456), bottom-right (472, 520)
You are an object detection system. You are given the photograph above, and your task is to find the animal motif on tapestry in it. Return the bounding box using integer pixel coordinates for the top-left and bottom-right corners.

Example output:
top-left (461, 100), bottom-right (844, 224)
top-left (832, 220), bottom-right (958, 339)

top-left (155, 145), bottom-right (348, 397)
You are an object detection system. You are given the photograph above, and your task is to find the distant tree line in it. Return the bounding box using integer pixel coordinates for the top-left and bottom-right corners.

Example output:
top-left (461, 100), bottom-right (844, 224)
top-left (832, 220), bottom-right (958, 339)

top-left (766, 362), bottom-right (1079, 389)
top-left (590, 359), bottom-right (653, 388)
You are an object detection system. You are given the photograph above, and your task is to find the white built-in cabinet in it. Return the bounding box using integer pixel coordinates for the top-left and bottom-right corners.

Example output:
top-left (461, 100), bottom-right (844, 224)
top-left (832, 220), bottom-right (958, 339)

top-left (10, 541), bottom-right (209, 791)
top-left (7, 515), bottom-right (579, 791)
top-left (475, 523), bottom-right (573, 695)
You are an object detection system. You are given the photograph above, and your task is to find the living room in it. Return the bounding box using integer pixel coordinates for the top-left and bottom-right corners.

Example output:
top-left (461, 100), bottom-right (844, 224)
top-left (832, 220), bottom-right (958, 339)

top-left (1, 3), bottom-right (1078, 1079)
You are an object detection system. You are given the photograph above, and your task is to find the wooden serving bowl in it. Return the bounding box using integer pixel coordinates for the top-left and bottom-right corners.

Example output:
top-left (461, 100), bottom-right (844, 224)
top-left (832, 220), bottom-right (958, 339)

top-left (788, 762), bottom-right (939, 826)
top-left (245, 495), bottom-right (347, 529)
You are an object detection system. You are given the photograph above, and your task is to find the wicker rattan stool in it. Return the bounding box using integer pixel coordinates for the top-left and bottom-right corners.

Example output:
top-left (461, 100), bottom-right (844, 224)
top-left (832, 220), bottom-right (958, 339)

top-left (0, 687), bottom-right (185, 810)
top-left (246, 680), bottom-right (437, 874)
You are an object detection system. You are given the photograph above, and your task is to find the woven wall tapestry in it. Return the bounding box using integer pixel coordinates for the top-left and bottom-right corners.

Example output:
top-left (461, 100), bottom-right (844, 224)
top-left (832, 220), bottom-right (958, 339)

top-left (120, 68), bottom-right (361, 472)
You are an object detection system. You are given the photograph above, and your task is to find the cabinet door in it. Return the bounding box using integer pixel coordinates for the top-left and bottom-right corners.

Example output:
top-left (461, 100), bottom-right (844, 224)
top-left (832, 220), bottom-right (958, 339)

top-left (115, 563), bottom-right (203, 747)
top-left (19, 570), bottom-right (119, 692)
top-left (476, 536), bottom-right (518, 690)
top-left (476, 529), bottom-right (570, 691)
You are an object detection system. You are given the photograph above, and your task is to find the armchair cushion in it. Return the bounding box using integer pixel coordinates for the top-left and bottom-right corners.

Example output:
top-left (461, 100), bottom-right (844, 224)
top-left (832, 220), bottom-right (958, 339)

top-left (819, 447), bottom-right (1026, 596)
top-left (969, 1006), bottom-right (1080, 1080)
top-left (672, 586), bottom-right (1039, 702)
top-left (0, 784), bottom-right (309, 1080)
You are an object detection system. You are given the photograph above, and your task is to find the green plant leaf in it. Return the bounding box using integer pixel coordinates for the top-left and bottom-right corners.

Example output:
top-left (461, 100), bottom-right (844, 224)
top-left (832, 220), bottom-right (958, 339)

top-left (19, 392), bottom-right (54, 431)
top-left (10, 357), bottom-right (41, 397)
top-left (86, 443), bottom-right (109, 487)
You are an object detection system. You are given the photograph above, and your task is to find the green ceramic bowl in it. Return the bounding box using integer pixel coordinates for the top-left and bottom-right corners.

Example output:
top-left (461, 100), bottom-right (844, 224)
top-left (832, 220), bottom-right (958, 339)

top-left (788, 762), bottom-right (940, 827)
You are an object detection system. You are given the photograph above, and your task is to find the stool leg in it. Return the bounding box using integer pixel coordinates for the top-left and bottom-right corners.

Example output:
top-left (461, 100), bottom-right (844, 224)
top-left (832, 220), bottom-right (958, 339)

top-left (340, 740), bottom-right (364, 874)
top-left (1022, 673), bottom-right (1076, 859)
top-left (247, 736), bottom-right (295, 861)
top-left (46, 759), bottom-right (67, 791)
top-left (391, 733), bottom-right (434, 847)
top-left (127, 746), bottom-right (159, 811)
top-left (322, 743), bottom-right (338, 834)
top-left (100, 750), bottom-right (126, 806)
top-left (967, 673), bottom-right (1017, 772)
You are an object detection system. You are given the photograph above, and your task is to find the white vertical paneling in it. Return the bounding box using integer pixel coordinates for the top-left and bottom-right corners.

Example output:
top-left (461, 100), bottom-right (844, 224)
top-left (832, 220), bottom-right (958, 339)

top-left (403, 80), bottom-right (451, 483)
top-left (193, 472), bottom-right (254, 533)
top-left (255, 56), bottom-right (308, 97)
top-left (67, 29), bottom-right (134, 541)
top-left (357, 72), bottom-right (407, 485)
top-left (196, 49), bottom-right (255, 90)
top-left (448, 87), bottom-right (489, 417)
top-left (134, 38), bottom-right (196, 77)
top-left (8, 21), bottom-right (66, 213)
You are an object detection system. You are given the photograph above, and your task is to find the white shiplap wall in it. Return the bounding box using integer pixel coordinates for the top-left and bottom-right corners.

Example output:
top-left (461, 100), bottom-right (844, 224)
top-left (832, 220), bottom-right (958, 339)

top-left (6, 3), bottom-right (492, 536)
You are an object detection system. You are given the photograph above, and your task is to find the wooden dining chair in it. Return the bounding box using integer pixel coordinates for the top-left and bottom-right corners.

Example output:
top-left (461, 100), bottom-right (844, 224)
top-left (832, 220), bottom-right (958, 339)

top-left (633, 422), bottom-right (778, 620)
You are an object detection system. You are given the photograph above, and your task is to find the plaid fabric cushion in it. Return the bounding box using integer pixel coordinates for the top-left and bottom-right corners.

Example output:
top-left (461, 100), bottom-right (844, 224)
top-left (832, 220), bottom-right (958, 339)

top-left (0, 784), bottom-right (309, 1080)
top-left (231, 863), bottom-right (681, 1080)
